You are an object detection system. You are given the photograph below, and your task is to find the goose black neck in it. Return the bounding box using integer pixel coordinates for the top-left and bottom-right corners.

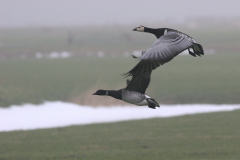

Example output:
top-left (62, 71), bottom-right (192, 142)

top-left (144, 27), bottom-right (165, 39)
top-left (107, 89), bottom-right (122, 100)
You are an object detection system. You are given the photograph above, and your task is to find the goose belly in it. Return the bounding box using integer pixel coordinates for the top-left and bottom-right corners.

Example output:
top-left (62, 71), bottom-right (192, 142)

top-left (122, 90), bottom-right (148, 106)
top-left (135, 99), bottom-right (148, 106)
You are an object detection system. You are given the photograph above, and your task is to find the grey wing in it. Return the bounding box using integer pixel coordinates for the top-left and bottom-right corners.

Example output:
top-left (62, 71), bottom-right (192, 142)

top-left (125, 71), bottom-right (151, 94)
top-left (141, 32), bottom-right (194, 63)
top-left (123, 32), bottom-right (194, 77)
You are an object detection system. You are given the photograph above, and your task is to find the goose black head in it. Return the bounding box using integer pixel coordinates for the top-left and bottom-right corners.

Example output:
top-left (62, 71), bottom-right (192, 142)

top-left (92, 89), bottom-right (108, 96)
top-left (133, 25), bottom-right (145, 32)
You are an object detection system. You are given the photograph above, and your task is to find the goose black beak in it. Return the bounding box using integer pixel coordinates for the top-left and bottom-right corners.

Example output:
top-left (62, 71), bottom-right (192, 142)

top-left (92, 92), bottom-right (96, 95)
top-left (133, 28), bottom-right (137, 31)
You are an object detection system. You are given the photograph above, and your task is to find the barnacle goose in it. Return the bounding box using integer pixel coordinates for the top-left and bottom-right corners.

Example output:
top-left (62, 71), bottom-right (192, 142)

top-left (93, 71), bottom-right (159, 109)
top-left (124, 25), bottom-right (204, 77)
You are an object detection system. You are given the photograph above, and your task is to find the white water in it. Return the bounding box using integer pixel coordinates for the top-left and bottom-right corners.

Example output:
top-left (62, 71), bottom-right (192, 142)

top-left (1, 101), bottom-right (240, 132)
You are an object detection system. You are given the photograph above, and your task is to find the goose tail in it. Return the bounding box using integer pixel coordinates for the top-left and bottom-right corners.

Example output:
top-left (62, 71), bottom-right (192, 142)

top-left (147, 98), bottom-right (160, 109)
top-left (192, 43), bottom-right (204, 57)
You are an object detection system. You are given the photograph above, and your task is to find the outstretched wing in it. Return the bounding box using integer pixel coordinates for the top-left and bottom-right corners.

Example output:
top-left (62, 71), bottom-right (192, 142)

top-left (142, 31), bottom-right (194, 62)
top-left (124, 31), bottom-right (195, 77)
top-left (125, 71), bottom-right (151, 94)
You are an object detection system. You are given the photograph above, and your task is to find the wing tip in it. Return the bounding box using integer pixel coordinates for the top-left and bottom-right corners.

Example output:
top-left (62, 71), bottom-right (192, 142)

top-left (123, 60), bottom-right (161, 77)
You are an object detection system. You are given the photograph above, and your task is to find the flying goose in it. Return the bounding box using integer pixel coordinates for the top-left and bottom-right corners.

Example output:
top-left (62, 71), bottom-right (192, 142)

top-left (124, 25), bottom-right (204, 77)
top-left (93, 71), bottom-right (159, 109)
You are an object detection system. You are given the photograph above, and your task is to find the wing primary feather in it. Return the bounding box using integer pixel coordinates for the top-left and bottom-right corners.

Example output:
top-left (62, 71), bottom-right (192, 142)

top-left (125, 71), bottom-right (152, 94)
top-left (145, 62), bottom-right (150, 73)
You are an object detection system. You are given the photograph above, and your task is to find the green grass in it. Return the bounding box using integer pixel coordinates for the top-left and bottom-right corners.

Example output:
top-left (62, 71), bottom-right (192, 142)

top-left (0, 53), bottom-right (240, 107)
top-left (0, 25), bottom-right (240, 107)
top-left (0, 109), bottom-right (240, 159)
top-left (150, 53), bottom-right (240, 104)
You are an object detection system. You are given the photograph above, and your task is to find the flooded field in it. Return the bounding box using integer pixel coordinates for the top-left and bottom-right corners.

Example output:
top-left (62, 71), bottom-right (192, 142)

top-left (1, 102), bottom-right (240, 132)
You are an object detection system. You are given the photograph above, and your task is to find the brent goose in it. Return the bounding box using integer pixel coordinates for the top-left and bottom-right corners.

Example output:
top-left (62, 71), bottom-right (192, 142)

top-left (124, 25), bottom-right (204, 77)
top-left (93, 71), bottom-right (159, 109)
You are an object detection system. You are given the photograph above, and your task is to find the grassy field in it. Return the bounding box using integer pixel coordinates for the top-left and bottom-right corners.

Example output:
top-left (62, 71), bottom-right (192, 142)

top-left (0, 53), bottom-right (239, 107)
top-left (0, 24), bottom-right (239, 160)
top-left (0, 109), bottom-right (240, 159)
top-left (0, 25), bottom-right (240, 107)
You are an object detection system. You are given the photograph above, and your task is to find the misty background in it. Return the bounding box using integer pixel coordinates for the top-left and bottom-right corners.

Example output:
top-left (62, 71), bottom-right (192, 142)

top-left (1, 1), bottom-right (240, 159)
top-left (0, 0), bottom-right (240, 107)
top-left (1, 0), bottom-right (240, 28)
